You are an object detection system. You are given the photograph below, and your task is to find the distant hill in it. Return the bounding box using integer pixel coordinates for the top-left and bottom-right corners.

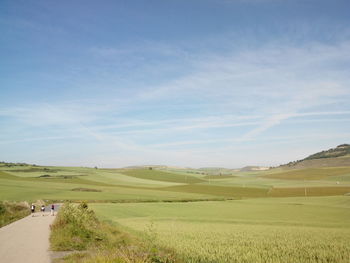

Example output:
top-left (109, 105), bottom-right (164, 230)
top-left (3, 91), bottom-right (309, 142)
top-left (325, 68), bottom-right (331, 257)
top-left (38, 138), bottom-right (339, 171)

top-left (123, 165), bottom-right (169, 169)
top-left (123, 165), bottom-right (270, 175)
top-left (240, 166), bottom-right (270, 172)
top-left (305, 144), bottom-right (350, 160)
top-left (0, 161), bottom-right (34, 167)
top-left (198, 167), bottom-right (240, 175)
top-left (281, 144), bottom-right (350, 169)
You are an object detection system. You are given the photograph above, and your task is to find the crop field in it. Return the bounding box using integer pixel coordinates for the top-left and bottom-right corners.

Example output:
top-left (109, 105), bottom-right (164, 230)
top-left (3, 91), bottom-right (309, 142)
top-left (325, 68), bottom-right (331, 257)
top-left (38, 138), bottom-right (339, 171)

top-left (1, 162), bottom-right (350, 262)
top-left (118, 168), bottom-right (205, 184)
top-left (1, 164), bottom-right (350, 202)
top-left (0, 168), bottom-right (214, 202)
top-left (91, 196), bottom-right (350, 263)
top-left (264, 167), bottom-right (350, 180)
top-left (159, 184), bottom-right (269, 198)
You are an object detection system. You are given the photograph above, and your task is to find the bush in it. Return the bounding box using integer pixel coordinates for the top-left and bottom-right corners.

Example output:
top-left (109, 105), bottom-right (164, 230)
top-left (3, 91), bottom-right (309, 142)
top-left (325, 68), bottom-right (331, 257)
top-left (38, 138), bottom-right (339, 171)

top-left (50, 202), bottom-right (104, 250)
top-left (0, 203), bottom-right (5, 215)
top-left (0, 201), bottom-right (30, 228)
top-left (51, 202), bottom-right (179, 263)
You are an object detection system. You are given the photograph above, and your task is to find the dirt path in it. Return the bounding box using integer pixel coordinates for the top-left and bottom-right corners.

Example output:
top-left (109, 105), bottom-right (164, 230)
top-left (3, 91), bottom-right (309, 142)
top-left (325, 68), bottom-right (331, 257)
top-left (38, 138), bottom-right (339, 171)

top-left (0, 212), bottom-right (56, 263)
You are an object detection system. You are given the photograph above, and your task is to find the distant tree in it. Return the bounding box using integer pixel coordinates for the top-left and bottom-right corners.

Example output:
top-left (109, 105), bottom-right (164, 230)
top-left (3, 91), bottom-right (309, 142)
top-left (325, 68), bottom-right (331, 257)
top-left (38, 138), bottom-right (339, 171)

top-left (149, 167), bottom-right (153, 170)
top-left (94, 166), bottom-right (98, 169)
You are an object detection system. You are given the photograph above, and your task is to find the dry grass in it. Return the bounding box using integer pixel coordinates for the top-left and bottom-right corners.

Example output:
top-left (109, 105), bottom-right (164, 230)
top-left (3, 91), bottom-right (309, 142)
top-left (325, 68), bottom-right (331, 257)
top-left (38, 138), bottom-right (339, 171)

top-left (0, 201), bottom-right (30, 227)
top-left (264, 167), bottom-right (350, 180)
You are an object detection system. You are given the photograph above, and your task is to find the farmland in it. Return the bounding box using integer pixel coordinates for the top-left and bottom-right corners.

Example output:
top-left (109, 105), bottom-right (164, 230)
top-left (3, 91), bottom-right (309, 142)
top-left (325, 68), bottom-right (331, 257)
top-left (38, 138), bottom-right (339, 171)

top-left (1, 161), bottom-right (350, 262)
top-left (91, 196), bottom-right (350, 263)
top-left (1, 163), bottom-right (350, 202)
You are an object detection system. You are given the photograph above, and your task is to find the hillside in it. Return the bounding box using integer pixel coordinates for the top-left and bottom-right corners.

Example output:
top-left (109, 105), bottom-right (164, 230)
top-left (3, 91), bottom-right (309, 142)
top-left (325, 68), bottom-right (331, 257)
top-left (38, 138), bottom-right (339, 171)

top-left (240, 166), bottom-right (270, 172)
top-left (305, 144), bottom-right (350, 160)
top-left (281, 144), bottom-right (350, 169)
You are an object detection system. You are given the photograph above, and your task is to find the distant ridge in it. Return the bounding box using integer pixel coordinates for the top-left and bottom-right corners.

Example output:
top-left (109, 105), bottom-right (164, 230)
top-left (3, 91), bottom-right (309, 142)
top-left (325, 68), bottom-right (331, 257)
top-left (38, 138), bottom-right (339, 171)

top-left (240, 166), bottom-right (270, 172)
top-left (282, 144), bottom-right (350, 169)
top-left (304, 144), bottom-right (350, 160)
top-left (123, 165), bottom-right (192, 170)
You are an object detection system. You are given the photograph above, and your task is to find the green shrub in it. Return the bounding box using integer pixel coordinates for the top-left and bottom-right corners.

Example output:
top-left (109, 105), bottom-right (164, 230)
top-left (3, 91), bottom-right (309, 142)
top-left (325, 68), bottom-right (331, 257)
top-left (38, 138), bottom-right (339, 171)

top-left (50, 203), bottom-right (104, 250)
top-left (0, 203), bottom-right (5, 215)
top-left (0, 201), bottom-right (30, 228)
top-left (51, 202), bottom-right (179, 263)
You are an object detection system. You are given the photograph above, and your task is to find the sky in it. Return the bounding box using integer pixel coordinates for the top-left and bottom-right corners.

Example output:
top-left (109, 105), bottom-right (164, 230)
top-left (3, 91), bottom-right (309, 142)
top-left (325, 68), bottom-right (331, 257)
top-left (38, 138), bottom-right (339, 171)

top-left (1, 0), bottom-right (350, 168)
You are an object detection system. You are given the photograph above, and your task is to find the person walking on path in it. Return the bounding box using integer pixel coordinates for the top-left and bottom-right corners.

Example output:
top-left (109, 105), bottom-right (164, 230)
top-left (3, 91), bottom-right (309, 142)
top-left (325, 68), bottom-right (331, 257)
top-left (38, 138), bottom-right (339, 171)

top-left (41, 205), bottom-right (45, 216)
top-left (51, 204), bottom-right (55, 216)
top-left (31, 204), bottom-right (35, 216)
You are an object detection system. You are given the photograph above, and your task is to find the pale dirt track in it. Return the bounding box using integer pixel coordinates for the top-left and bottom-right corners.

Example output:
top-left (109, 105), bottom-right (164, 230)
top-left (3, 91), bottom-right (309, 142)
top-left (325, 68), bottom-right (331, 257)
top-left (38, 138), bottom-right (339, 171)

top-left (0, 212), bottom-right (55, 263)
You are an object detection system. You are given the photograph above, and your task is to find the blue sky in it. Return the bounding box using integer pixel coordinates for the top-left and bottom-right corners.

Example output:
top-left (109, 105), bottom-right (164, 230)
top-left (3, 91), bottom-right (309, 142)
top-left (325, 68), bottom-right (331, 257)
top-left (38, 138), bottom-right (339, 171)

top-left (1, 0), bottom-right (350, 168)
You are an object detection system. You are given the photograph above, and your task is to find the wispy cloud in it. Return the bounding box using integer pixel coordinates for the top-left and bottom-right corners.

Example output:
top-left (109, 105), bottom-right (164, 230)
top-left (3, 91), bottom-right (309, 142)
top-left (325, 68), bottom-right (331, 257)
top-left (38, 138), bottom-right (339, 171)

top-left (1, 38), bottom-right (349, 167)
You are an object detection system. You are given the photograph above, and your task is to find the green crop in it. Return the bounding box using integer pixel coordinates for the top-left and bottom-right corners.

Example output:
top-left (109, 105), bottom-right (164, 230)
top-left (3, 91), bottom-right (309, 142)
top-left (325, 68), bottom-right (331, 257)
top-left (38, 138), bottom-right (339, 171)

top-left (91, 196), bottom-right (350, 263)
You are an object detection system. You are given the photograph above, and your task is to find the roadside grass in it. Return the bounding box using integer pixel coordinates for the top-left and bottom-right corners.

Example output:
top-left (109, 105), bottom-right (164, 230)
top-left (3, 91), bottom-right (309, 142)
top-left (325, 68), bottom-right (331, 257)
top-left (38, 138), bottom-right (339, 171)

top-left (50, 202), bottom-right (103, 251)
top-left (51, 203), bottom-right (179, 263)
top-left (119, 169), bottom-right (204, 184)
top-left (264, 167), bottom-right (350, 180)
top-left (91, 196), bottom-right (350, 263)
top-left (0, 201), bottom-right (30, 227)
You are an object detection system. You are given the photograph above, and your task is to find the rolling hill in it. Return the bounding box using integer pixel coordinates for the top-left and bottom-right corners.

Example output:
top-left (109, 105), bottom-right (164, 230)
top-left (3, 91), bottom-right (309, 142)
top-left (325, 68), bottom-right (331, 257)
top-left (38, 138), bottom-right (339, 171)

top-left (281, 144), bottom-right (350, 169)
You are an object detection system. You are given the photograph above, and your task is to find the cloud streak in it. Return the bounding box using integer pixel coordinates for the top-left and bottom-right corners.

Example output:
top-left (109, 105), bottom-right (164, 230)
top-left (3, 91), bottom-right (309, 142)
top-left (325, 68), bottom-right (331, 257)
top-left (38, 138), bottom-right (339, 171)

top-left (1, 38), bottom-right (350, 167)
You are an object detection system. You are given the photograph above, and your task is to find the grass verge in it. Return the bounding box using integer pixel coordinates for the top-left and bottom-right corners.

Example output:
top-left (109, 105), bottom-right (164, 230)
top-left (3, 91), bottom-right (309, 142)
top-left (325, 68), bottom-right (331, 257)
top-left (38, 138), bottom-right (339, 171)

top-left (50, 202), bottom-right (180, 263)
top-left (0, 201), bottom-right (30, 227)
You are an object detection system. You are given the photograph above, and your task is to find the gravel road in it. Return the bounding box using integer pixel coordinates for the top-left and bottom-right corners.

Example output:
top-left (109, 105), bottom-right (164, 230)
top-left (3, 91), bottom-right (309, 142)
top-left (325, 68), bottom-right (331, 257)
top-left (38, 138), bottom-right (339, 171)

top-left (0, 211), bottom-right (56, 263)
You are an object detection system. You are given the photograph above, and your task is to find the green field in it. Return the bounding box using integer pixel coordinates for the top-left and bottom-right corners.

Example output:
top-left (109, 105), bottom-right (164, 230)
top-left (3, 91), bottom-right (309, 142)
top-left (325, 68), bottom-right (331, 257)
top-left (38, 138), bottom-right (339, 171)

top-left (91, 196), bottom-right (350, 263)
top-left (1, 162), bottom-right (350, 262)
top-left (119, 168), bottom-right (205, 184)
top-left (1, 164), bottom-right (350, 202)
